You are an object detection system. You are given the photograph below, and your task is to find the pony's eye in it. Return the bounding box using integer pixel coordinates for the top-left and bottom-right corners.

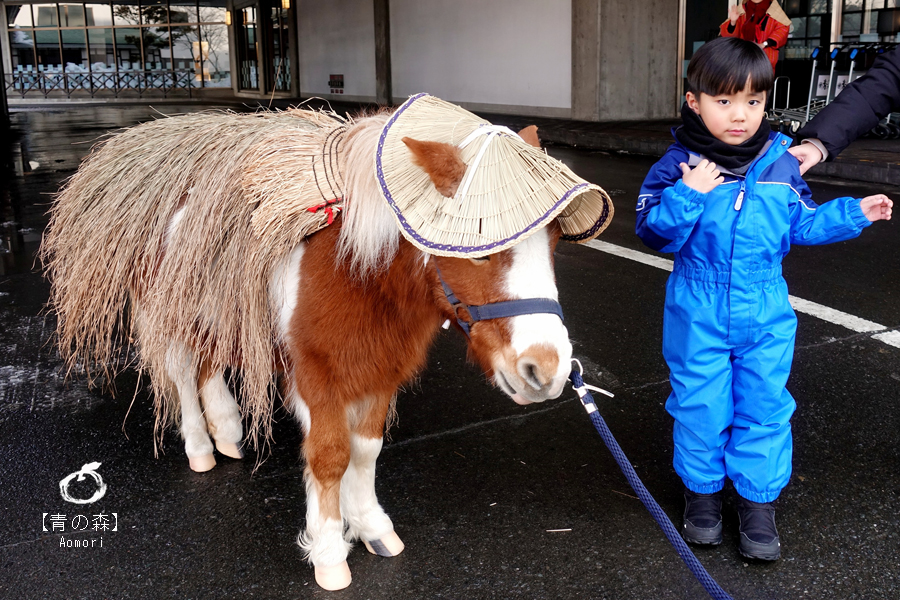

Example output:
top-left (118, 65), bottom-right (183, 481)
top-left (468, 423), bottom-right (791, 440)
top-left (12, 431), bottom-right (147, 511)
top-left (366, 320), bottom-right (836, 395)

top-left (468, 256), bottom-right (490, 265)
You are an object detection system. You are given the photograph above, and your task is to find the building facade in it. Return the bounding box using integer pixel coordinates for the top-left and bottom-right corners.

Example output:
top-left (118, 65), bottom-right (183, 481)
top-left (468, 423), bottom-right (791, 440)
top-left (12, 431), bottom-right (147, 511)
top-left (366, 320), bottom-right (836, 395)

top-left (2, 0), bottom-right (898, 119)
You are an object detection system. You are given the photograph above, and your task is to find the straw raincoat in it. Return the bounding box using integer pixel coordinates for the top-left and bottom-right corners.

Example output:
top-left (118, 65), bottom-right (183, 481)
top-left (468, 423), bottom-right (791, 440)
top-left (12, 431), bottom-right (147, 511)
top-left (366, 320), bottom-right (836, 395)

top-left (720, 0), bottom-right (791, 72)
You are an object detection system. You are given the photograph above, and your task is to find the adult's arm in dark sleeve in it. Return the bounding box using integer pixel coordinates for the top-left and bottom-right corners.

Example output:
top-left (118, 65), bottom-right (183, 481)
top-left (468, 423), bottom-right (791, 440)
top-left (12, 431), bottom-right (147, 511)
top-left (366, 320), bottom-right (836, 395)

top-left (795, 46), bottom-right (900, 160)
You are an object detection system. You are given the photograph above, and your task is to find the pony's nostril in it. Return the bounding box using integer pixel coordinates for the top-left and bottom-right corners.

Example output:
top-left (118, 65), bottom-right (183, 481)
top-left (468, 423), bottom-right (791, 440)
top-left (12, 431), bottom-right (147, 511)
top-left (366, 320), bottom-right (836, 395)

top-left (518, 359), bottom-right (544, 391)
top-left (514, 344), bottom-right (560, 395)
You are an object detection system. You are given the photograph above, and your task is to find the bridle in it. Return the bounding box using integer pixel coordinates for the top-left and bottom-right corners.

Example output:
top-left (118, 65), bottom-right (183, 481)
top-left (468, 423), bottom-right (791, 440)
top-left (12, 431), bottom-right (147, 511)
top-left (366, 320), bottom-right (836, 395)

top-left (430, 127), bottom-right (565, 336)
top-left (435, 267), bottom-right (564, 337)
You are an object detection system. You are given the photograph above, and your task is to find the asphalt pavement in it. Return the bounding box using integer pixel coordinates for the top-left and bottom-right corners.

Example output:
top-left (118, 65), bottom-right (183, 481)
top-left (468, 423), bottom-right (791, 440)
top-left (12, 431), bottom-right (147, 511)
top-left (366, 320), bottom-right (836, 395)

top-left (1, 105), bottom-right (899, 600)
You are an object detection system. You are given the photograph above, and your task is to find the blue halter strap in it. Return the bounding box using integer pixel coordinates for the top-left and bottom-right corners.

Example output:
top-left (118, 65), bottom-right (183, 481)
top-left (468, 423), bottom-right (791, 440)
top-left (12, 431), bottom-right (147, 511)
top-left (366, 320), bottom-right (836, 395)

top-left (435, 267), bottom-right (564, 336)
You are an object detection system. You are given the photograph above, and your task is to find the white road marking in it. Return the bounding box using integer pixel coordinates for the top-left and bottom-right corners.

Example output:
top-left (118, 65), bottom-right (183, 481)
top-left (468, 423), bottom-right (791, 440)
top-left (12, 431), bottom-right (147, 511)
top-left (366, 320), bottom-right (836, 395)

top-left (584, 240), bottom-right (900, 349)
top-left (873, 331), bottom-right (900, 346)
top-left (585, 240), bottom-right (675, 273)
top-left (786, 296), bottom-right (885, 334)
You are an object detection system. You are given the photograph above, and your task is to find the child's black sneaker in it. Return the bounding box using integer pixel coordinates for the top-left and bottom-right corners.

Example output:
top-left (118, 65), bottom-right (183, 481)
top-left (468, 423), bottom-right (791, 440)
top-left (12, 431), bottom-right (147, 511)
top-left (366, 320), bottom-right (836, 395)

top-left (682, 489), bottom-right (723, 545)
top-left (737, 496), bottom-right (781, 560)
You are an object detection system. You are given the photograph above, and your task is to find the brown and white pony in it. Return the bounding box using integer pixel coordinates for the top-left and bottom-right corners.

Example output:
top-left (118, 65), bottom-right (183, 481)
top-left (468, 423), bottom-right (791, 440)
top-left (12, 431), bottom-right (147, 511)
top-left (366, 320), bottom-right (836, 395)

top-left (165, 120), bottom-right (571, 590)
top-left (47, 112), bottom-right (574, 591)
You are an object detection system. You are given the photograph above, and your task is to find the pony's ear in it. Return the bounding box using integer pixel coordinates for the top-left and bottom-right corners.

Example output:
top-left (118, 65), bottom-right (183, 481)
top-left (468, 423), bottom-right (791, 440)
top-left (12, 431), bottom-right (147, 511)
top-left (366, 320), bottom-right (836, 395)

top-left (518, 125), bottom-right (541, 148)
top-left (402, 137), bottom-right (467, 198)
top-left (548, 217), bottom-right (563, 246)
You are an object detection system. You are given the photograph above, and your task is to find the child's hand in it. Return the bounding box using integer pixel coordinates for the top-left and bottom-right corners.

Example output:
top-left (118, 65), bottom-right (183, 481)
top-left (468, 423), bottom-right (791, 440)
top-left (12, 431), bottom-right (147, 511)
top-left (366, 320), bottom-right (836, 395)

top-left (860, 194), bottom-right (893, 222)
top-left (680, 160), bottom-right (724, 194)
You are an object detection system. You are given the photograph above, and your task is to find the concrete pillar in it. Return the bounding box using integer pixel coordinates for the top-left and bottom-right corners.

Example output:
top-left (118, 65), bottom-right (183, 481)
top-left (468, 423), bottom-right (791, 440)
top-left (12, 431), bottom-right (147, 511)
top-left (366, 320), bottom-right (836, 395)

top-left (572, 0), bottom-right (602, 121)
top-left (374, 0), bottom-right (392, 105)
top-left (0, 5), bottom-right (11, 121)
top-left (830, 0), bottom-right (842, 45)
top-left (572, 0), bottom-right (681, 121)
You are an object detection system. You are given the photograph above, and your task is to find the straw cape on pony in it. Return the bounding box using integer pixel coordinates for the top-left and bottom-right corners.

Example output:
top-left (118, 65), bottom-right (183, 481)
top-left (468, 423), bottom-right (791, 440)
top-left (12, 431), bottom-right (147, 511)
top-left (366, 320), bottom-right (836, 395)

top-left (41, 94), bottom-right (614, 591)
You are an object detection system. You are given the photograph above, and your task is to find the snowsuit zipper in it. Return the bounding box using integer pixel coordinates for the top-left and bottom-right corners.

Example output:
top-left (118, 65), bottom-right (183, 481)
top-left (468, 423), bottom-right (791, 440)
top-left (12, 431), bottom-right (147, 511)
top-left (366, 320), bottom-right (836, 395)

top-left (734, 180), bottom-right (745, 211)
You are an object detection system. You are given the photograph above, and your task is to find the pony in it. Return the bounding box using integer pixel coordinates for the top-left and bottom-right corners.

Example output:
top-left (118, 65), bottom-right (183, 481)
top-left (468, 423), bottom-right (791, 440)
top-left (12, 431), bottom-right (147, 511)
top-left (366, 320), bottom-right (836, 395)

top-left (41, 103), bottom-right (608, 590)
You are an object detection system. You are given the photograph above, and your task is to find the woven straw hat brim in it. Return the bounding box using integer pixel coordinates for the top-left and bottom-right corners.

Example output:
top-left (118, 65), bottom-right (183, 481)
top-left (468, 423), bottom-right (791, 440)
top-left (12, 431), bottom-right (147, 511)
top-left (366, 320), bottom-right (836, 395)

top-left (375, 94), bottom-right (614, 258)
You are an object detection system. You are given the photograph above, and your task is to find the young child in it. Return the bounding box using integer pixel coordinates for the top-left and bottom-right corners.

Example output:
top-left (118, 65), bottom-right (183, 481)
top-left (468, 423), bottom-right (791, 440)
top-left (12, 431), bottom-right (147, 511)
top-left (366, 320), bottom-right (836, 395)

top-left (635, 37), bottom-right (892, 561)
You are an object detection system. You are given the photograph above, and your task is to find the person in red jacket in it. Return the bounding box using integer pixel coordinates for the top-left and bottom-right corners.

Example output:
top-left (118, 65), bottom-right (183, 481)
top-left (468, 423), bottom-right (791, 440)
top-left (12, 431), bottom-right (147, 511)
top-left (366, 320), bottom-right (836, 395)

top-left (720, 0), bottom-right (791, 73)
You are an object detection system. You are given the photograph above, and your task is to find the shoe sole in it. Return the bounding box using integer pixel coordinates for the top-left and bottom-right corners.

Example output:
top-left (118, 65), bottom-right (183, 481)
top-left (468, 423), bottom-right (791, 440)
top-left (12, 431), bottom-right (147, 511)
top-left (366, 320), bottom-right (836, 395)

top-left (682, 522), bottom-right (722, 546)
top-left (683, 534), bottom-right (723, 546)
top-left (738, 548), bottom-right (780, 561)
top-left (738, 535), bottom-right (781, 561)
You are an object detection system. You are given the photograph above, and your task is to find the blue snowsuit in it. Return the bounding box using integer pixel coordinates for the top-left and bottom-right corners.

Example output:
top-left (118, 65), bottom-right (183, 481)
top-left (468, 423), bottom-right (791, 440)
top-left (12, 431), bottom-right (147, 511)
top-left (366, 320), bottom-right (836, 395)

top-left (636, 132), bottom-right (872, 503)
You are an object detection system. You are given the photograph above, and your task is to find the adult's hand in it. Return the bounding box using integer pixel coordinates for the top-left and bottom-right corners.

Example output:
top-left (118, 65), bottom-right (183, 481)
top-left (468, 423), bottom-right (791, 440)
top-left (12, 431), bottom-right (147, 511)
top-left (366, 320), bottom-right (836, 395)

top-left (788, 144), bottom-right (823, 175)
top-left (728, 4), bottom-right (742, 25)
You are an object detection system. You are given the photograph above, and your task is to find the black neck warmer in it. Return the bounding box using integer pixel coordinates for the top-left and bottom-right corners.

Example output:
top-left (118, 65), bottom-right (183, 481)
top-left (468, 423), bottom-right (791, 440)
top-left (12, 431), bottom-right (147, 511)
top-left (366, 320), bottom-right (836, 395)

top-left (675, 102), bottom-right (771, 172)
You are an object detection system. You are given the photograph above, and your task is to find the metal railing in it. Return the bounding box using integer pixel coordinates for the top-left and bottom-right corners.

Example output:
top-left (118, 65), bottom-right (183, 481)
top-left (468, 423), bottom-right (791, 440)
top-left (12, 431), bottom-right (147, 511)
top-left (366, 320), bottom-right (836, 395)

top-left (4, 69), bottom-right (196, 99)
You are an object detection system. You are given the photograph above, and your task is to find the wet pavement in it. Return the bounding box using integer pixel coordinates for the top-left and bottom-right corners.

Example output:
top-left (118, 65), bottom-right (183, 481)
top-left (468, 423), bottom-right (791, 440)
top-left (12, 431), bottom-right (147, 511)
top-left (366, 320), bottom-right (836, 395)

top-left (1, 105), bottom-right (899, 599)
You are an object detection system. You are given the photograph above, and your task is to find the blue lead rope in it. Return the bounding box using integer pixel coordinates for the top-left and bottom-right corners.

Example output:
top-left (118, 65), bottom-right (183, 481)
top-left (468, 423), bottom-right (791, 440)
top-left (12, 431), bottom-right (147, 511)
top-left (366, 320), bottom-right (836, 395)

top-left (569, 370), bottom-right (734, 600)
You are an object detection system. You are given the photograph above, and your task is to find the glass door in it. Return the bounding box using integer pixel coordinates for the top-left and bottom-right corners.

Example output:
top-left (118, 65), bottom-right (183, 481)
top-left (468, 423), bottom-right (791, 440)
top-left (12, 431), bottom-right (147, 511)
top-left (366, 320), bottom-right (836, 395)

top-left (236, 5), bottom-right (258, 90)
top-left (268, 0), bottom-right (290, 92)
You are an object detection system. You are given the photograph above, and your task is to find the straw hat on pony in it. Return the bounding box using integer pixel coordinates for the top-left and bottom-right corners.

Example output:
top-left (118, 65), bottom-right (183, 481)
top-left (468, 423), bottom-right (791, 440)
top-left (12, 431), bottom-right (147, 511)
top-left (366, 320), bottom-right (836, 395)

top-left (375, 94), bottom-right (614, 258)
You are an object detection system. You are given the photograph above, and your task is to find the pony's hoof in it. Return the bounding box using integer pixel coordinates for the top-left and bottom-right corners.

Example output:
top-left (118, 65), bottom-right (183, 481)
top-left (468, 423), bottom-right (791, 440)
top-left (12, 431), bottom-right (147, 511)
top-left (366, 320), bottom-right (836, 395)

top-left (215, 441), bottom-right (244, 460)
top-left (314, 561), bottom-right (351, 591)
top-left (188, 454), bottom-right (216, 472)
top-left (363, 530), bottom-right (405, 557)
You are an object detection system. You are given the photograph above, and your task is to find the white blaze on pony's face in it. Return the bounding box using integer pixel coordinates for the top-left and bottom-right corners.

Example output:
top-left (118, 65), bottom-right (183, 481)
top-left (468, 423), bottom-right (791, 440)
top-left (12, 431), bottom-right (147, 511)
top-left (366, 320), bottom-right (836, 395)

top-left (431, 223), bottom-right (572, 406)
top-left (497, 227), bottom-right (572, 404)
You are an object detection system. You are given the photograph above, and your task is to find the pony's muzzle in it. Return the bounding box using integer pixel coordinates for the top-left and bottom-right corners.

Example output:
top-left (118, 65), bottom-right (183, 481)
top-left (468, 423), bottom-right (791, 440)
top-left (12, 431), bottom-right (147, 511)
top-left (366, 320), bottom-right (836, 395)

top-left (500, 343), bottom-right (570, 404)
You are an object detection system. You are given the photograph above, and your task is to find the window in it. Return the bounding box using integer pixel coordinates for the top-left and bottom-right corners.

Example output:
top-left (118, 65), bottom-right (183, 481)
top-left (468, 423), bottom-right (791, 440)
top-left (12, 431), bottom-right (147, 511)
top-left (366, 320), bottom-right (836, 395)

top-left (841, 0), bottom-right (900, 41)
top-left (785, 0), bottom-right (832, 60)
top-left (269, 1), bottom-right (289, 91)
top-left (5, 1), bottom-right (231, 97)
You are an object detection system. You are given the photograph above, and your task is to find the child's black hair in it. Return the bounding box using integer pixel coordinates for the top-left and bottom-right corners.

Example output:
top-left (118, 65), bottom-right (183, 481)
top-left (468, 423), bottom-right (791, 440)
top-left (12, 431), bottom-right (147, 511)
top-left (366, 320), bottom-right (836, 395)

top-left (686, 37), bottom-right (773, 97)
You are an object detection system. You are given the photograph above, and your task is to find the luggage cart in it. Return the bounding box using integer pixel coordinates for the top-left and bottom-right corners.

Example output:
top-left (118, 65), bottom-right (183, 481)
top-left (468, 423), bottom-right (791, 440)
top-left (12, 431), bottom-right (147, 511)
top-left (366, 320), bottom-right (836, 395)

top-left (869, 110), bottom-right (900, 139)
top-left (772, 43), bottom-right (900, 138)
top-left (770, 46), bottom-right (848, 134)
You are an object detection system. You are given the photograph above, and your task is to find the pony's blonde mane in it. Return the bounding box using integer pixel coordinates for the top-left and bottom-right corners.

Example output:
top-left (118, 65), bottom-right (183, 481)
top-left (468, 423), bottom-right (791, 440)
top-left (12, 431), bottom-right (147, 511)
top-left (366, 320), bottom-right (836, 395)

top-left (337, 113), bottom-right (403, 278)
